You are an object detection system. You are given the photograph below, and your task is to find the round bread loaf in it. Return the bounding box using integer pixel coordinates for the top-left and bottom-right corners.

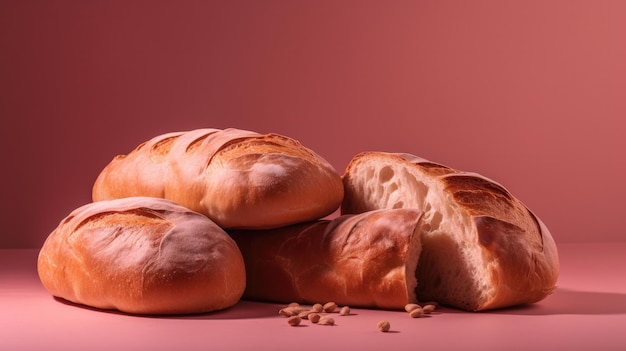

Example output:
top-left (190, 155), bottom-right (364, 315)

top-left (341, 152), bottom-right (559, 311)
top-left (37, 197), bottom-right (246, 315)
top-left (92, 128), bottom-right (344, 229)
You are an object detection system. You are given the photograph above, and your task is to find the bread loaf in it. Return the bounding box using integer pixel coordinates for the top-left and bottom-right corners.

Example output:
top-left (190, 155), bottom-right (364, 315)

top-left (229, 209), bottom-right (423, 310)
top-left (341, 152), bottom-right (559, 311)
top-left (92, 128), bottom-right (344, 229)
top-left (37, 197), bottom-right (246, 315)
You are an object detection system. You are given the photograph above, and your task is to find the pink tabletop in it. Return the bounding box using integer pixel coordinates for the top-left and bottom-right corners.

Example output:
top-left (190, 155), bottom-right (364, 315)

top-left (2, 242), bottom-right (625, 351)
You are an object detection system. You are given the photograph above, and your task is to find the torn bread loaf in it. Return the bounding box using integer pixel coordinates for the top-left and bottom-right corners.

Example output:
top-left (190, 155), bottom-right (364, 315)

top-left (341, 152), bottom-right (559, 311)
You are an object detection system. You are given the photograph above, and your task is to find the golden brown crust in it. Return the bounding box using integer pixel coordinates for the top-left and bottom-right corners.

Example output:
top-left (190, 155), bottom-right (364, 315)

top-left (92, 128), bottom-right (344, 229)
top-left (37, 197), bottom-right (246, 315)
top-left (341, 151), bottom-right (559, 311)
top-left (229, 209), bottom-right (423, 310)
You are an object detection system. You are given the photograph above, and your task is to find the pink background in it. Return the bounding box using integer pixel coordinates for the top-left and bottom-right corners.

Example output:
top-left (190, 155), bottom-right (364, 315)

top-left (1, 0), bottom-right (625, 248)
top-left (2, 2), bottom-right (626, 350)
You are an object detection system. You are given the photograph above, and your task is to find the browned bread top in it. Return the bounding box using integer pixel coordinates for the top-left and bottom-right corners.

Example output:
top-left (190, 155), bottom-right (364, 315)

top-left (92, 128), bottom-right (344, 229)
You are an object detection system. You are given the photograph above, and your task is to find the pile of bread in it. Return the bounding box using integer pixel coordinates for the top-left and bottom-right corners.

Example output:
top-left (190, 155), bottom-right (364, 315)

top-left (38, 128), bottom-right (559, 315)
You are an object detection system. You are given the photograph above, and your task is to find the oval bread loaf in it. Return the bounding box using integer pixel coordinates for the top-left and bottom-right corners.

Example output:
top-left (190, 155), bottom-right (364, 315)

top-left (230, 209), bottom-right (423, 310)
top-left (37, 197), bottom-right (246, 315)
top-left (341, 152), bottom-right (559, 311)
top-left (92, 128), bottom-right (344, 229)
